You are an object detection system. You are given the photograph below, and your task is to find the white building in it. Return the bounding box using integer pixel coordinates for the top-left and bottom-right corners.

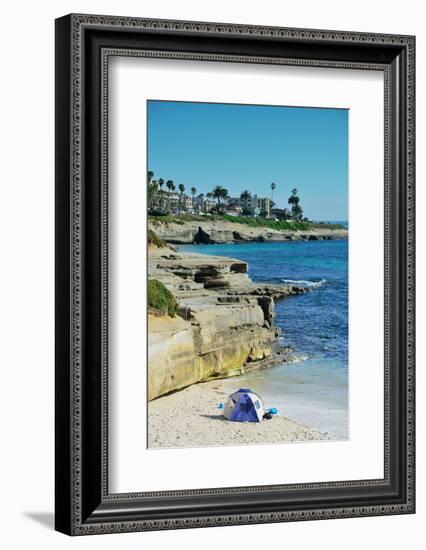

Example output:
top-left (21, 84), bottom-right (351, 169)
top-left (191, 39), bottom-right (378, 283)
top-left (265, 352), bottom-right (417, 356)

top-left (180, 194), bottom-right (193, 211)
top-left (227, 194), bottom-right (271, 216)
top-left (153, 190), bottom-right (179, 211)
top-left (193, 194), bottom-right (216, 213)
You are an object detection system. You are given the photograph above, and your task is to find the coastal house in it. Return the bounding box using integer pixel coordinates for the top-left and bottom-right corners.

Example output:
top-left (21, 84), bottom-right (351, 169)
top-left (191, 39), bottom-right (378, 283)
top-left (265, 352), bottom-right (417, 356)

top-left (224, 203), bottom-right (242, 216)
top-left (181, 194), bottom-right (193, 211)
top-left (152, 190), bottom-right (179, 212)
top-left (257, 196), bottom-right (272, 217)
top-left (193, 193), bottom-right (216, 213)
top-left (227, 194), bottom-right (271, 216)
top-left (270, 208), bottom-right (290, 221)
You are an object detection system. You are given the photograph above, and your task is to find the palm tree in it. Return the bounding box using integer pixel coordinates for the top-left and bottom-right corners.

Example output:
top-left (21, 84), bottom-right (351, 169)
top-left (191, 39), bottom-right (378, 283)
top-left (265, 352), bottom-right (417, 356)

top-left (212, 186), bottom-right (229, 212)
top-left (240, 190), bottom-right (252, 213)
top-left (165, 180), bottom-right (174, 212)
top-left (270, 182), bottom-right (276, 203)
top-left (288, 188), bottom-right (301, 220)
top-left (220, 187), bottom-right (229, 210)
top-left (212, 186), bottom-right (224, 208)
top-left (157, 178), bottom-right (165, 209)
top-left (190, 187), bottom-right (197, 211)
top-left (147, 170), bottom-right (154, 208)
top-left (170, 183), bottom-right (176, 211)
top-left (292, 203), bottom-right (303, 221)
top-left (288, 189), bottom-right (299, 207)
top-left (147, 170), bottom-right (158, 210)
top-left (178, 184), bottom-right (185, 213)
top-left (206, 192), bottom-right (213, 213)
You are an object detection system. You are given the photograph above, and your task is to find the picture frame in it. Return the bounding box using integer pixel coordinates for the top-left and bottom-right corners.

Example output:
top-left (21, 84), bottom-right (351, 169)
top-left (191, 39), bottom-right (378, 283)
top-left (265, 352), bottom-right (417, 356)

top-left (55, 13), bottom-right (415, 535)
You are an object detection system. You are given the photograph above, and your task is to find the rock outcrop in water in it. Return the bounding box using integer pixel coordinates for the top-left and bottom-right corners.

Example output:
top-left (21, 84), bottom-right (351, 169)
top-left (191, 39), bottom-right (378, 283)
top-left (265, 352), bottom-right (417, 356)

top-left (148, 245), bottom-right (308, 400)
top-left (149, 219), bottom-right (348, 245)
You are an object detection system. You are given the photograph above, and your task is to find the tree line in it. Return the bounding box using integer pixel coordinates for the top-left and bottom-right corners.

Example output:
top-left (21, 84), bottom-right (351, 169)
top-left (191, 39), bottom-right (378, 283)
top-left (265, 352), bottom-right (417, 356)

top-left (148, 171), bottom-right (304, 220)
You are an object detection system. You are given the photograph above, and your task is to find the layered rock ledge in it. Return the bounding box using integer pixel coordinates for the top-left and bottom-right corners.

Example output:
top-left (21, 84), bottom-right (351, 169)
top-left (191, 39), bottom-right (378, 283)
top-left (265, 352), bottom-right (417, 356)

top-left (149, 218), bottom-right (348, 245)
top-left (148, 246), bottom-right (308, 400)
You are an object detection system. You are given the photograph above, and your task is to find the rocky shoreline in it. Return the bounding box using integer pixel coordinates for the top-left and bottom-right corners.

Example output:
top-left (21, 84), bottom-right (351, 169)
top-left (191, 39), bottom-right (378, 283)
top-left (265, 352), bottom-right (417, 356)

top-left (149, 218), bottom-right (348, 244)
top-left (148, 245), bottom-right (310, 400)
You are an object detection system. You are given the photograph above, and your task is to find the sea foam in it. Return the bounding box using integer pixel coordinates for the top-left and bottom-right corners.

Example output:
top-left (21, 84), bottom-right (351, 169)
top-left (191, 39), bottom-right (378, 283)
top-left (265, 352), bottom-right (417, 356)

top-left (281, 278), bottom-right (326, 288)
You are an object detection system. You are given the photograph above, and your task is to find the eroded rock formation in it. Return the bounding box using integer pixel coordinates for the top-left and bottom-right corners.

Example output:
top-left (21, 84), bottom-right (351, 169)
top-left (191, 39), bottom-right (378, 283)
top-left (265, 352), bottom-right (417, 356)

top-left (148, 247), bottom-right (308, 400)
top-left (149, 218), bottom-right (348, 244)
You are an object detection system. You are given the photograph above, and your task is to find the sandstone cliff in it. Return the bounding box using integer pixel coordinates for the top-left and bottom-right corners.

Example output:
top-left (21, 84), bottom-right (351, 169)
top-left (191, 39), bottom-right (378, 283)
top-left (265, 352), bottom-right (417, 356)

top-left (148, 218), bottom-right (348, 245)
top-left (148, 247), bottom-right (307, 400)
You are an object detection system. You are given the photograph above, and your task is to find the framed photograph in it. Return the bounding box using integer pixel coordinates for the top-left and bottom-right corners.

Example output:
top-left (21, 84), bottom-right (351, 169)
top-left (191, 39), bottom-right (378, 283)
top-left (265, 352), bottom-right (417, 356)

top-left (55, 14), bottom-right (415, 535)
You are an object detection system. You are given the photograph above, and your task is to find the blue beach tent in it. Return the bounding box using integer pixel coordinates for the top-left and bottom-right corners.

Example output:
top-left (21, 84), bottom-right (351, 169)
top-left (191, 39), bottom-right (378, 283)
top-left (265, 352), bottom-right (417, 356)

top-left (223, 388), bottom-right (265, 422)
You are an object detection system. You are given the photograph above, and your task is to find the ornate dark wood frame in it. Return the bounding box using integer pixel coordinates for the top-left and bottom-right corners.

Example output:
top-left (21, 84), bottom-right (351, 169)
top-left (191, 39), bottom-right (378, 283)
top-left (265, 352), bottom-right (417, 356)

top-left (55, 13), bottom-right (415, 535)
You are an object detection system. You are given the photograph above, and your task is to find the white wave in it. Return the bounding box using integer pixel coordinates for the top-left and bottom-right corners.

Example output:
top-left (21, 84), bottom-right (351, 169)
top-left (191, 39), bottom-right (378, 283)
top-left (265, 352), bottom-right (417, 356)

top-left (285, 352), bottom-right (310, 364)
top-left (281, 278), bottom-right (326, 288)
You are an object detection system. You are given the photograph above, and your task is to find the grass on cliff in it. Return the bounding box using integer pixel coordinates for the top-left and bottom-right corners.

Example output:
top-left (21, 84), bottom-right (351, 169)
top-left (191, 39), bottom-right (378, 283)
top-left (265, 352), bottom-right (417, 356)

top-left (148, 279), bottom-right (178, 317)
top-left (221, 215), bottom-right (310, 231)
top-left (148, 214), bottom-right (345, 231)
top-left (148, 214), bottom-right (204, 226)
top-left (147, 229), bottom-right (168, 248)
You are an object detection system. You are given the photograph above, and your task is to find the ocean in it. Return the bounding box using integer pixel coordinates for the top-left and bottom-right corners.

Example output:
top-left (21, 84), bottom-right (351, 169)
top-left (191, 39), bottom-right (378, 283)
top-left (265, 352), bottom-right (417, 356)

top-left (181, 236), bottom-right (348, 440)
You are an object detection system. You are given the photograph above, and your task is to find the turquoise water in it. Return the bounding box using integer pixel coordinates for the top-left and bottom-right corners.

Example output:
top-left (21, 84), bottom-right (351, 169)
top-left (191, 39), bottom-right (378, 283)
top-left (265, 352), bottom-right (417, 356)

top-left (181, 238), bottom-right (348, 439)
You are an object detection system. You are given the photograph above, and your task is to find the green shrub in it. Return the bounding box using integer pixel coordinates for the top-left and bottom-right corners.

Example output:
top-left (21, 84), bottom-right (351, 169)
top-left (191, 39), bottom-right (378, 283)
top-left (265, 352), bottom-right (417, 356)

top-left (147, 229), bottom-right (167, 248)
top-left (220, 215), bottom-right (310, 231)
top-left (148, 213), bottom-right (203, 225)
top-left (148, 213), bottom-right (345, 232)
top-left (148, 279), bottom-right (178, 317)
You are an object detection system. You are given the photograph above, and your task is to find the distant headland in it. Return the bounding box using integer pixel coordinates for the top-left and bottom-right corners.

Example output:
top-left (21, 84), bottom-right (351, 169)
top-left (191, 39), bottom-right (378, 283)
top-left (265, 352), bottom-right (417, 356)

top-left (147, 172), bottom-right (347, 244)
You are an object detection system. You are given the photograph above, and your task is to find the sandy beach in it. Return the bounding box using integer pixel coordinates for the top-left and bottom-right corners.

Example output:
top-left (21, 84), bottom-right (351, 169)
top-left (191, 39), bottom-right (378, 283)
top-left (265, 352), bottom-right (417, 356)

top-left (148, 378), bottom-right (327, 449)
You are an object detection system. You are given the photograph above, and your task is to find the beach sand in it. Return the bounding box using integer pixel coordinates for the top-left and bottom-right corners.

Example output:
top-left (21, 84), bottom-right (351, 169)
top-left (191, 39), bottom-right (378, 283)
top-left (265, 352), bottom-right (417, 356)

top-left (148, 378), bottom-right (327, 448)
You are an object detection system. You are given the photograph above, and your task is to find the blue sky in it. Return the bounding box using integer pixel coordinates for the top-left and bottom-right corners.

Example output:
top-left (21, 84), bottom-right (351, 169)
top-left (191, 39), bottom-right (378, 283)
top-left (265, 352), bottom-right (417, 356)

top-left (147, 100), bottom-right (348, 221)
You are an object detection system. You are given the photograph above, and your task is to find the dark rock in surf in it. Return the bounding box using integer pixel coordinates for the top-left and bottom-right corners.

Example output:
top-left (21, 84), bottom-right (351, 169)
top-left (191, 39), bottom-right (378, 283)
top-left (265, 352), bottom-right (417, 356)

top-left (194, 226), bottom-right (215, 244)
